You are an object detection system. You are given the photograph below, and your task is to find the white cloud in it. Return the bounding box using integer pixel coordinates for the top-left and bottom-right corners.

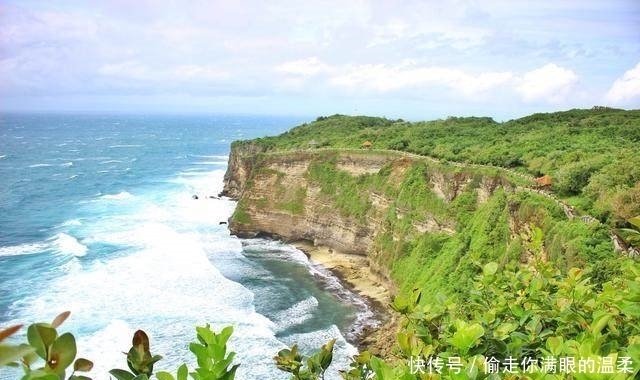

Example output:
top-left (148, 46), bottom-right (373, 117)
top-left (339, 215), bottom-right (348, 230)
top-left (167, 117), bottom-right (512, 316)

top-left (515, 63), bottom-right (579, 103)
top-left (98, 61), bottom-right (150, 80)
top-left (329, 63), bottom-right (513, 96)
top-left (276, 57), bottom-right (331, 76)
top-left (2, 1), bottom-right (639, 117)
top-left (98, 62), bottom-right (229, 85)
top-left (605, 62), bottom-right (640, 104)
top-left (171, 65), bottom-right (229, 81)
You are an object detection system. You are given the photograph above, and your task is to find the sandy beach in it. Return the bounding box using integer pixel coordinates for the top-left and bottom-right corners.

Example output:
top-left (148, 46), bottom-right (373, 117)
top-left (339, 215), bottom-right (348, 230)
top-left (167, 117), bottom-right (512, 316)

top-left (292, 241), bottom-right (400, 356)
top-left (292, 241), bottom-right (391, 310)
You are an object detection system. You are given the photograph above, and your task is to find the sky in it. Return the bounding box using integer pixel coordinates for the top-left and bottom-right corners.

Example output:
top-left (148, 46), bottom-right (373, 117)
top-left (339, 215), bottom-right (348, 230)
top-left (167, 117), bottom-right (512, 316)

top-left (0, 0), bottom-right (639, 121)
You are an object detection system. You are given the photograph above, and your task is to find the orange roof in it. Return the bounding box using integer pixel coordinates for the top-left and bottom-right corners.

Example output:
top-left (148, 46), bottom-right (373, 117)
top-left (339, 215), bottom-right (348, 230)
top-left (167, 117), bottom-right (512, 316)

top-left (535, 175), bottom-right (552, 186)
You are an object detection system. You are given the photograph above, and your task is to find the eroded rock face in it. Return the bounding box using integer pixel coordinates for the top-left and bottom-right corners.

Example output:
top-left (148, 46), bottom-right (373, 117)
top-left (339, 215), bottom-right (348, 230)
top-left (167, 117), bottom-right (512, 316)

top-left (223, 150), bottom-right (385, 255)
top-left (221, 142), bottom-right (264, 199)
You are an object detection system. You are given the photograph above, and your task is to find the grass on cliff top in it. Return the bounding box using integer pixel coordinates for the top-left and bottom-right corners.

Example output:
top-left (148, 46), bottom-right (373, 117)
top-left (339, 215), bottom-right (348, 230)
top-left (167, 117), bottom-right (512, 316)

top-left (233, 107), bottom-right (640, 228)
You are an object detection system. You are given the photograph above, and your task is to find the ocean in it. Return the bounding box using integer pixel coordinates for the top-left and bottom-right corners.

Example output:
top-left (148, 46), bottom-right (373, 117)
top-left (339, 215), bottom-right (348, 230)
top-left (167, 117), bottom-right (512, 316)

top-left (0, 113), bottom-right (378, 379)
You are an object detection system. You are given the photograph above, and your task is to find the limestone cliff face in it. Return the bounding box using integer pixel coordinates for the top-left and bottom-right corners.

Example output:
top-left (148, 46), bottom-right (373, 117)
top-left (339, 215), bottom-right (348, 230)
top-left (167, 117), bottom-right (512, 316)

top-left (221, 147), bottom-right (515, 286)
top-left (222, 149), bottom-right (390, 255)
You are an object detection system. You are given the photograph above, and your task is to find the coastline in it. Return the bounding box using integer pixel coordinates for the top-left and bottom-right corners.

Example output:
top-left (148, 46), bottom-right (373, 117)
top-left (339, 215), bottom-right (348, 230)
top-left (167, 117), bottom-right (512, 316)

top-left (292, 240), bottom-right (391, 309)
top-left (291, 240), bottom-right (397, 355)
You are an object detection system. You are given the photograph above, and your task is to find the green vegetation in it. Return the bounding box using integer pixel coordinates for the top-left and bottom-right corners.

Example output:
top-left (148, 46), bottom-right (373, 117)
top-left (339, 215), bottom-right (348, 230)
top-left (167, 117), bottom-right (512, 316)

top-left (0, 311), bottom-right (92, 380)
top-left (1, 317), bottom-right (239, 380)
top-left (230, 108), bottom-right (638, 314)
top-left (306, 156), bottom-right (373, 223)
top-left (109, 330), bottom-right (163, 380)
top-left (369, 258), bottom-right (640, 379)
top-left (274, 339), bottom-right (335, 380)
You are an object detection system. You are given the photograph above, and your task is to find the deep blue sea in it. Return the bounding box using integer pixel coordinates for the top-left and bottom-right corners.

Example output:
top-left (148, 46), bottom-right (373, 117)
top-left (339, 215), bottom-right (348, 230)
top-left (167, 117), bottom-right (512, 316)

top-left (0, 113), bottom-right (377, 379)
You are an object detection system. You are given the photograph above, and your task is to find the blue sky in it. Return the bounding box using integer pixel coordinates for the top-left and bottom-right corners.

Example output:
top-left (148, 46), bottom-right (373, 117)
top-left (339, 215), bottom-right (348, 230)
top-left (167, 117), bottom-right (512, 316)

top-left (1, 1), bottom-right (639, 120)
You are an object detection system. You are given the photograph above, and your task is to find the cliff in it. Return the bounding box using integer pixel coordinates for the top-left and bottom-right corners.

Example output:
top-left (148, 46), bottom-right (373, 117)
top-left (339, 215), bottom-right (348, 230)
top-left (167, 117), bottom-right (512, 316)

top-left (224, 148), bottom-right (393, 255)
top-left (222, 136), bottom-right (626, 306)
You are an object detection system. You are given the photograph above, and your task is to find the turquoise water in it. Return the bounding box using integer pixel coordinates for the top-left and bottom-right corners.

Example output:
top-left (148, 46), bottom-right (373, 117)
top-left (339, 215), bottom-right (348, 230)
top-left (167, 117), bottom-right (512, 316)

top-left (0, 113), bottom-right (378, 379)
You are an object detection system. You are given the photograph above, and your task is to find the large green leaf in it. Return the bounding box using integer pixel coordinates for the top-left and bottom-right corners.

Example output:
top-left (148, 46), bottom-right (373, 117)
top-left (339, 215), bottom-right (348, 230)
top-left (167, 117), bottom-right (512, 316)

top-left (318, 339), bottom-right (335, 371)
top-left (494, 323), bottom-right (517, 340)
top-left (590, 311), bottom-right (614, 336)
top-left (483, 262), bottom-right (499, 276)
top-left (109, 368), bottom-right (136, 380)
top-left (155, 372), bottom-right (175, 380)
top-left (177, 363), bottom-right (188, 380)
top-left (546, 336), bottom-right (564, 356)
top-left (27, 323), bottom-right (57, 360)
top-left (447, 322), bottom-right (484, 356)
top-left (620, 300), bottom-right (640, 318)
top-left (46, 332), bottom-right (77, 375)
top-left (23, 370), bottom-right (59, 380)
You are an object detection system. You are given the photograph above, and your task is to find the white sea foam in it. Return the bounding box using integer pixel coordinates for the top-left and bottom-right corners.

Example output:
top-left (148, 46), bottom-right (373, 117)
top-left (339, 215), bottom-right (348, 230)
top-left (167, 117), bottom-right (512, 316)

top-left (51, 233), bottom-right (88, 257)
top-left (76, 319), bottom-right (135, 376)
top-left (61, 161), bottom-right (74, 167)
top-left (0, 242), bottom-right (48, 257)
top-left (28, 163), bottom-right (52, 168)
top-left (191, 154), bottom-right (229, 160)
top-left (242, 239), bottom-right (310, 266)
top-left (273, 296), bottom-right (319, 332)
top-left (58, 219), bottom-right (83, 227)
top-left (178, 170), bottom-right (207, 176)
top-left (9, 218), bottom-right (289, 379)
top-left (0, 154), bottom-right (6, 159)
top-left (205, 235), bottom-right (243, 257)
top-left (100, 191), bottom-right (134, 200)
top-left (193, 161), bottom-right (227, 165)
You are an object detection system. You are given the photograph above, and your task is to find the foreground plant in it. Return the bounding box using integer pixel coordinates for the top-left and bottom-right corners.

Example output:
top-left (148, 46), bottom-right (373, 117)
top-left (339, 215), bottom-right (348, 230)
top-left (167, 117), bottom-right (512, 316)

top-left (274, 339), bottom-right (335, 380)
top-left (0, 311), bottom-right (93, 380)
top-left (109, 330), bottom-right (162, 380)
top-left (138, 325), bottom-right (239, 380)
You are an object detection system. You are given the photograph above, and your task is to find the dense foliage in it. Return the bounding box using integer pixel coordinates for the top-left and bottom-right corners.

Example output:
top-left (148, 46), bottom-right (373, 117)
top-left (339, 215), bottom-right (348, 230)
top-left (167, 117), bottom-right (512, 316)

top-left (345, 258), bottom-right (640, 379)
